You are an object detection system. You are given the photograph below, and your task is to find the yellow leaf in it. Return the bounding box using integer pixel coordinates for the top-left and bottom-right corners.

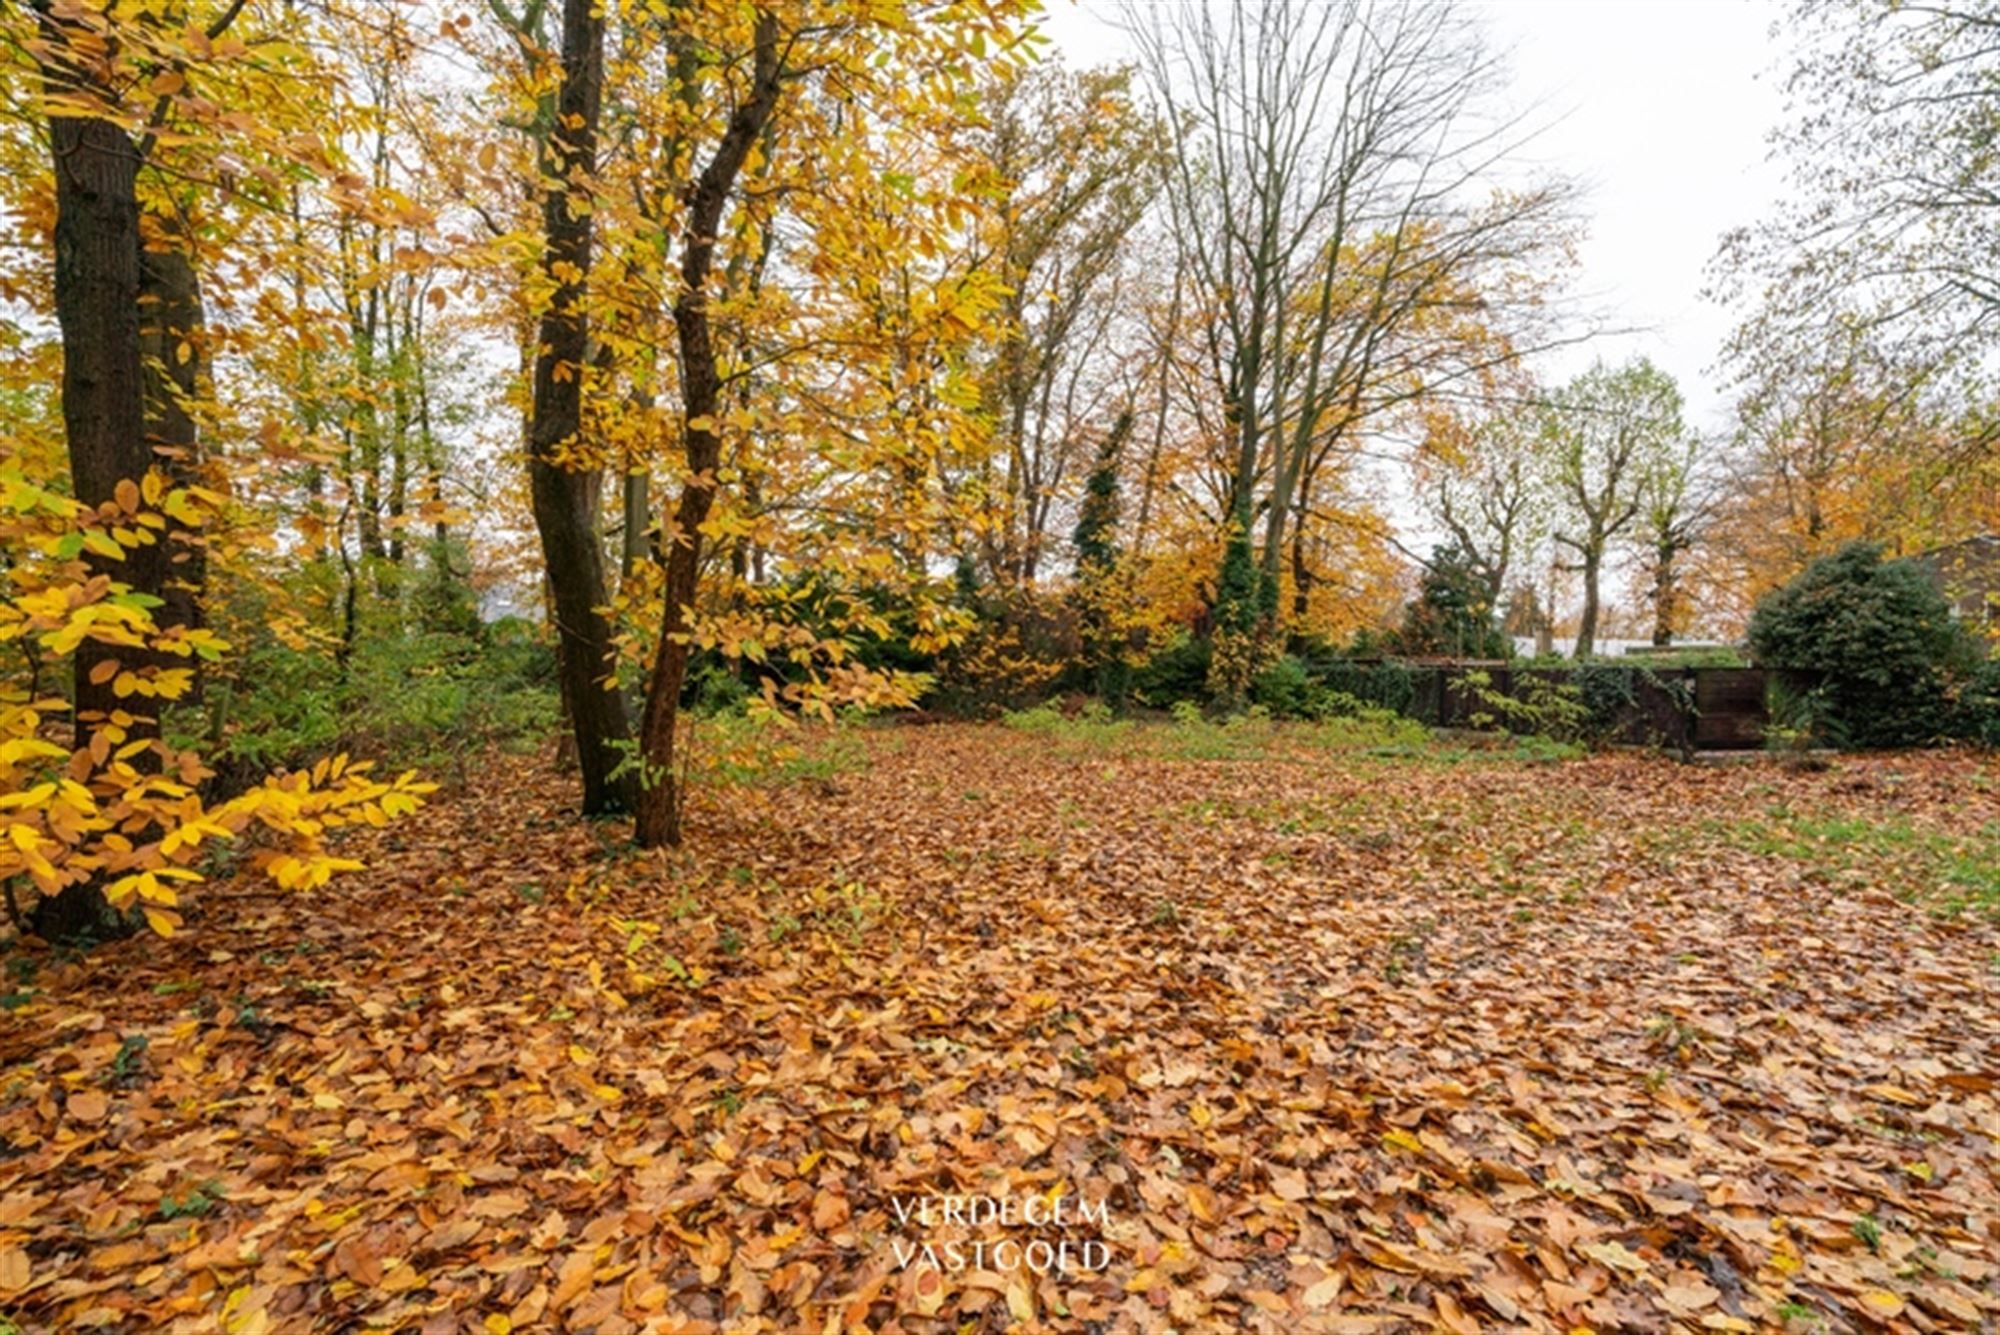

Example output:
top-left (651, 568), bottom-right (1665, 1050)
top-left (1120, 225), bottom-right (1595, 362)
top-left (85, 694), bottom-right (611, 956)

top-left (0, 783), bottom-right (56, 810)
top-left (1005, 1276), bottom-right (1034, 1323)
top-left (1302, 1273), bottom-right (1343, 1309)
top-left (1860, 1289), bottom-right (1905, 1317)
top-left (0, 1245), bottom-right (29, 1294)
top-left (1579, 1240), bottom-right (1648, 1273)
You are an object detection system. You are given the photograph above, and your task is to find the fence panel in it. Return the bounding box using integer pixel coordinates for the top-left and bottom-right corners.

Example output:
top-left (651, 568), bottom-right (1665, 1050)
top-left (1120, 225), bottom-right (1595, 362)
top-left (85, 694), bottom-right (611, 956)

top-left (1317, 661), bottom-right (1771, 751)
top-left (1692, 669), bottom-right (1769, 750)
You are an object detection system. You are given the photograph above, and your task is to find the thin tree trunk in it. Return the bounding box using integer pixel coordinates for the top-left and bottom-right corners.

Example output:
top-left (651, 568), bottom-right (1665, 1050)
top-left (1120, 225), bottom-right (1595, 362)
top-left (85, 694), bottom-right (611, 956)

top-left (526, 0), bottom-right (635, 815)
top-left (139, 222), bottom-right (206, 688)
top-left (387, 288), bottom-right (412, 576)
top-left (633, 11), bottom-right (783, 849)
top-left (1290, 505), bottom-right (1312, 622)
top-left (621, 469), bottom-right (648, 578)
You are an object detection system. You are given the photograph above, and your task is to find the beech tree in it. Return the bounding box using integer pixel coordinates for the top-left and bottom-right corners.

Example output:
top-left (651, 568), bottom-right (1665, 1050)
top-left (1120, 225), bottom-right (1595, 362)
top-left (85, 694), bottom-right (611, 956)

top-left (524, 0), bottom-right (637, 816)
top-left (0, 0), bottom-right (434, 942)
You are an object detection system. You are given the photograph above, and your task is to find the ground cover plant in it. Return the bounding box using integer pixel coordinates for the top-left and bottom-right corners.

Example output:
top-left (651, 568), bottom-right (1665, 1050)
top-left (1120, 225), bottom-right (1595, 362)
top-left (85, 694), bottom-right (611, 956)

top-left (0, 721), bottom-right (1994, 1331)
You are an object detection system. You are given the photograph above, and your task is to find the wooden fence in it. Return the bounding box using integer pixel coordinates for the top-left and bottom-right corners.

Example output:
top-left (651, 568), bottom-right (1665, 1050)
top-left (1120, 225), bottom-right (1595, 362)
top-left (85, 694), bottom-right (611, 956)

top-left (1310, 659), bottom-right (1774, 751)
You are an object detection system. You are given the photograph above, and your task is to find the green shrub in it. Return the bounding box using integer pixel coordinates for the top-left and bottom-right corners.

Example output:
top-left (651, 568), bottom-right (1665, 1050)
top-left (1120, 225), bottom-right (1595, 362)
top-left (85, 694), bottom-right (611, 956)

top-left (1952, 659), bottom-right (2000, 747)
top-left (202, 610), bottom-right (561, 788)
top-left (1572, 664), bottom-right (1637, 738)
top-left (1748, 541), bottom-right (1980, 748)
top-left (1455, 668), bottom-right (1588, 744)
top-left (1249, 655), bottom-right (1316, 718)
top-left (1306, 657), bottom-right (1419, 715)
top-left (1394, 542), bottom-right (1507, 658)
top-left (689, 660), bottom-right (751, 717)
top-left (1303, 705), bottom-right (1430, 753)
top-left (1000, 702), bottom-right (1066, 734)
top-left (998, 700), bottom-right (1135, 751)
top-left (1131, 630), bottom-right (1210, 708)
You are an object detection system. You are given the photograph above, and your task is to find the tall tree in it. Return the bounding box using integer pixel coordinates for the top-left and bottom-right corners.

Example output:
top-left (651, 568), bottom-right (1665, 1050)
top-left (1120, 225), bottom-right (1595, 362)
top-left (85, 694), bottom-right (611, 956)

top-left (1702, 315), bottom-right (1998, 629)
top-left (35, 0), bottom-right (157, 753)
top-left (1716, 0), bottom-right (2000, 371)
top-left (1415, 396), bottom-right (1551, 618)
top-left (1540, 358), bottom-right (1686, 658)
top-left (972, 62), bottom-right (1160, 586)
top-left (1071, 409), bottom-right (1134, 699)
top-left (1632, 429), bottom-right (1713, 647)
top-left (631, 10), bottom-right (785, 849)
top-left (1127, 0), bottom-right (1574, 695)
top-left (525, 0), bottom-right (636, 816)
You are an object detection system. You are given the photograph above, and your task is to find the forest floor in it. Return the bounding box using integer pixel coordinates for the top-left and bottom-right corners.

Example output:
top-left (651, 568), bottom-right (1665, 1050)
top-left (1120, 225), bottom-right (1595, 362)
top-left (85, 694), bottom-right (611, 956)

top-left (2, 719), bottom-right (1998, 1333)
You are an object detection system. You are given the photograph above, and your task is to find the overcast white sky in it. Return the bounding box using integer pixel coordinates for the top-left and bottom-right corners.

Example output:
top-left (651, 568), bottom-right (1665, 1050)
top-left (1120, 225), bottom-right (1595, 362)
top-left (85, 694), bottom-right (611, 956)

top-left (1036, 0), bottom-right (1789, 433)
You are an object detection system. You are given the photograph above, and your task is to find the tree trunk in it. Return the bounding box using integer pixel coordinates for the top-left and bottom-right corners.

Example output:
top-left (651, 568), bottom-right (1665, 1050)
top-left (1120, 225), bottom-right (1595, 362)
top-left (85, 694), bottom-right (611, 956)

top-left (633, 12), bottom-right (783, 849)
top-left (526, 0), bottom-right (635, 816)
top-left (38, 17), bottom-right (154, 942)
top-left (139, 227), bottom-right (206, 689)
top-left (620, 470), bottom-right (649, 578)
top-left (1651, 539), bottom-right (1678, 647)
top-left (1289, 501), bottom-right (1312, 621)
top-left (387, 293), bottom-right (412, 577)
top-left (1575, 551), bottom-right (1601, 658)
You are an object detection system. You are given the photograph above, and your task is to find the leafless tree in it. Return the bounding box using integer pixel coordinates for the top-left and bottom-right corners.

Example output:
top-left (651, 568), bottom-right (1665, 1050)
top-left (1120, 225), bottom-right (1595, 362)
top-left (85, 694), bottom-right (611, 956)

top-left (1125, 0), bottom-right (1579, 633)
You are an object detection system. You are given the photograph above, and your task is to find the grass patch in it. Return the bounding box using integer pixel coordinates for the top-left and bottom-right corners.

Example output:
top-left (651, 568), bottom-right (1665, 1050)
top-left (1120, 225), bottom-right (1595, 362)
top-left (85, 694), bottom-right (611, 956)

top-left (1715, 812), bottom-right (2000, 914)
top-left (692, 711), bottom-right (872, 787)
top-left (1000, 701), bottom-right (1432, 762)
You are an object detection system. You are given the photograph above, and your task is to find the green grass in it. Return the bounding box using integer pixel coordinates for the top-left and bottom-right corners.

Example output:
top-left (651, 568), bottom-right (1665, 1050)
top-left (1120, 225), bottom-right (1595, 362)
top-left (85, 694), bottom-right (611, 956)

top-left (1712, 812), bottom-right (2000, 915)
top-left (999, 702), bottom-right (1435, 762)
top-left (693, 712), bottom-right (873, 787)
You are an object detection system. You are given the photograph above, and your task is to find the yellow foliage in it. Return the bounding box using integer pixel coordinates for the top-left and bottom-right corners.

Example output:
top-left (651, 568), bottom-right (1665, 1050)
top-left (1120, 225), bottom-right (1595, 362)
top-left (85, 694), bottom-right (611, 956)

top-left (0, 457), bottom-right (435, 935)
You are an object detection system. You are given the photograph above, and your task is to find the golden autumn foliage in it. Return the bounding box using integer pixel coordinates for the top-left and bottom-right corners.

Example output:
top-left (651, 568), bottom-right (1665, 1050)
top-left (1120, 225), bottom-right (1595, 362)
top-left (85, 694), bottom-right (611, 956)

top-left (0, 459), bottom-right (435, 935)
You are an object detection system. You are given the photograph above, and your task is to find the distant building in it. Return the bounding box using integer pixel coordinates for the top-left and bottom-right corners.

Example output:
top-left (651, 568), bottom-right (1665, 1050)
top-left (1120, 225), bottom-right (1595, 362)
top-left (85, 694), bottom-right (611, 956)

top-left (1508, 635), bottom-right (1729, 660)
top-left (1911, 534), bottom-right (2000, 635)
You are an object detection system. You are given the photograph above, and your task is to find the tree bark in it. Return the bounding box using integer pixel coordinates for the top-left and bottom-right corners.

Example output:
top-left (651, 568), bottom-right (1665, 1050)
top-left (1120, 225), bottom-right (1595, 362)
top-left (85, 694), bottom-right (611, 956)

top-left (1575, 551), bottom-right (1601, 658)
top-left (1289, 504), bottom-right (1312, 622)
top-left (139, 227), bottom-right (206, 678)
top-left (37, 9), bottom-right (154, 941)
top-left (633, 11), bottom-right (783, 848)
top-left (620, 469), bottom-right (649, 578)
top-left (526, 0), bottom-right (635, 815)
top-left (1651, 539), bottom-right (1678, 647)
